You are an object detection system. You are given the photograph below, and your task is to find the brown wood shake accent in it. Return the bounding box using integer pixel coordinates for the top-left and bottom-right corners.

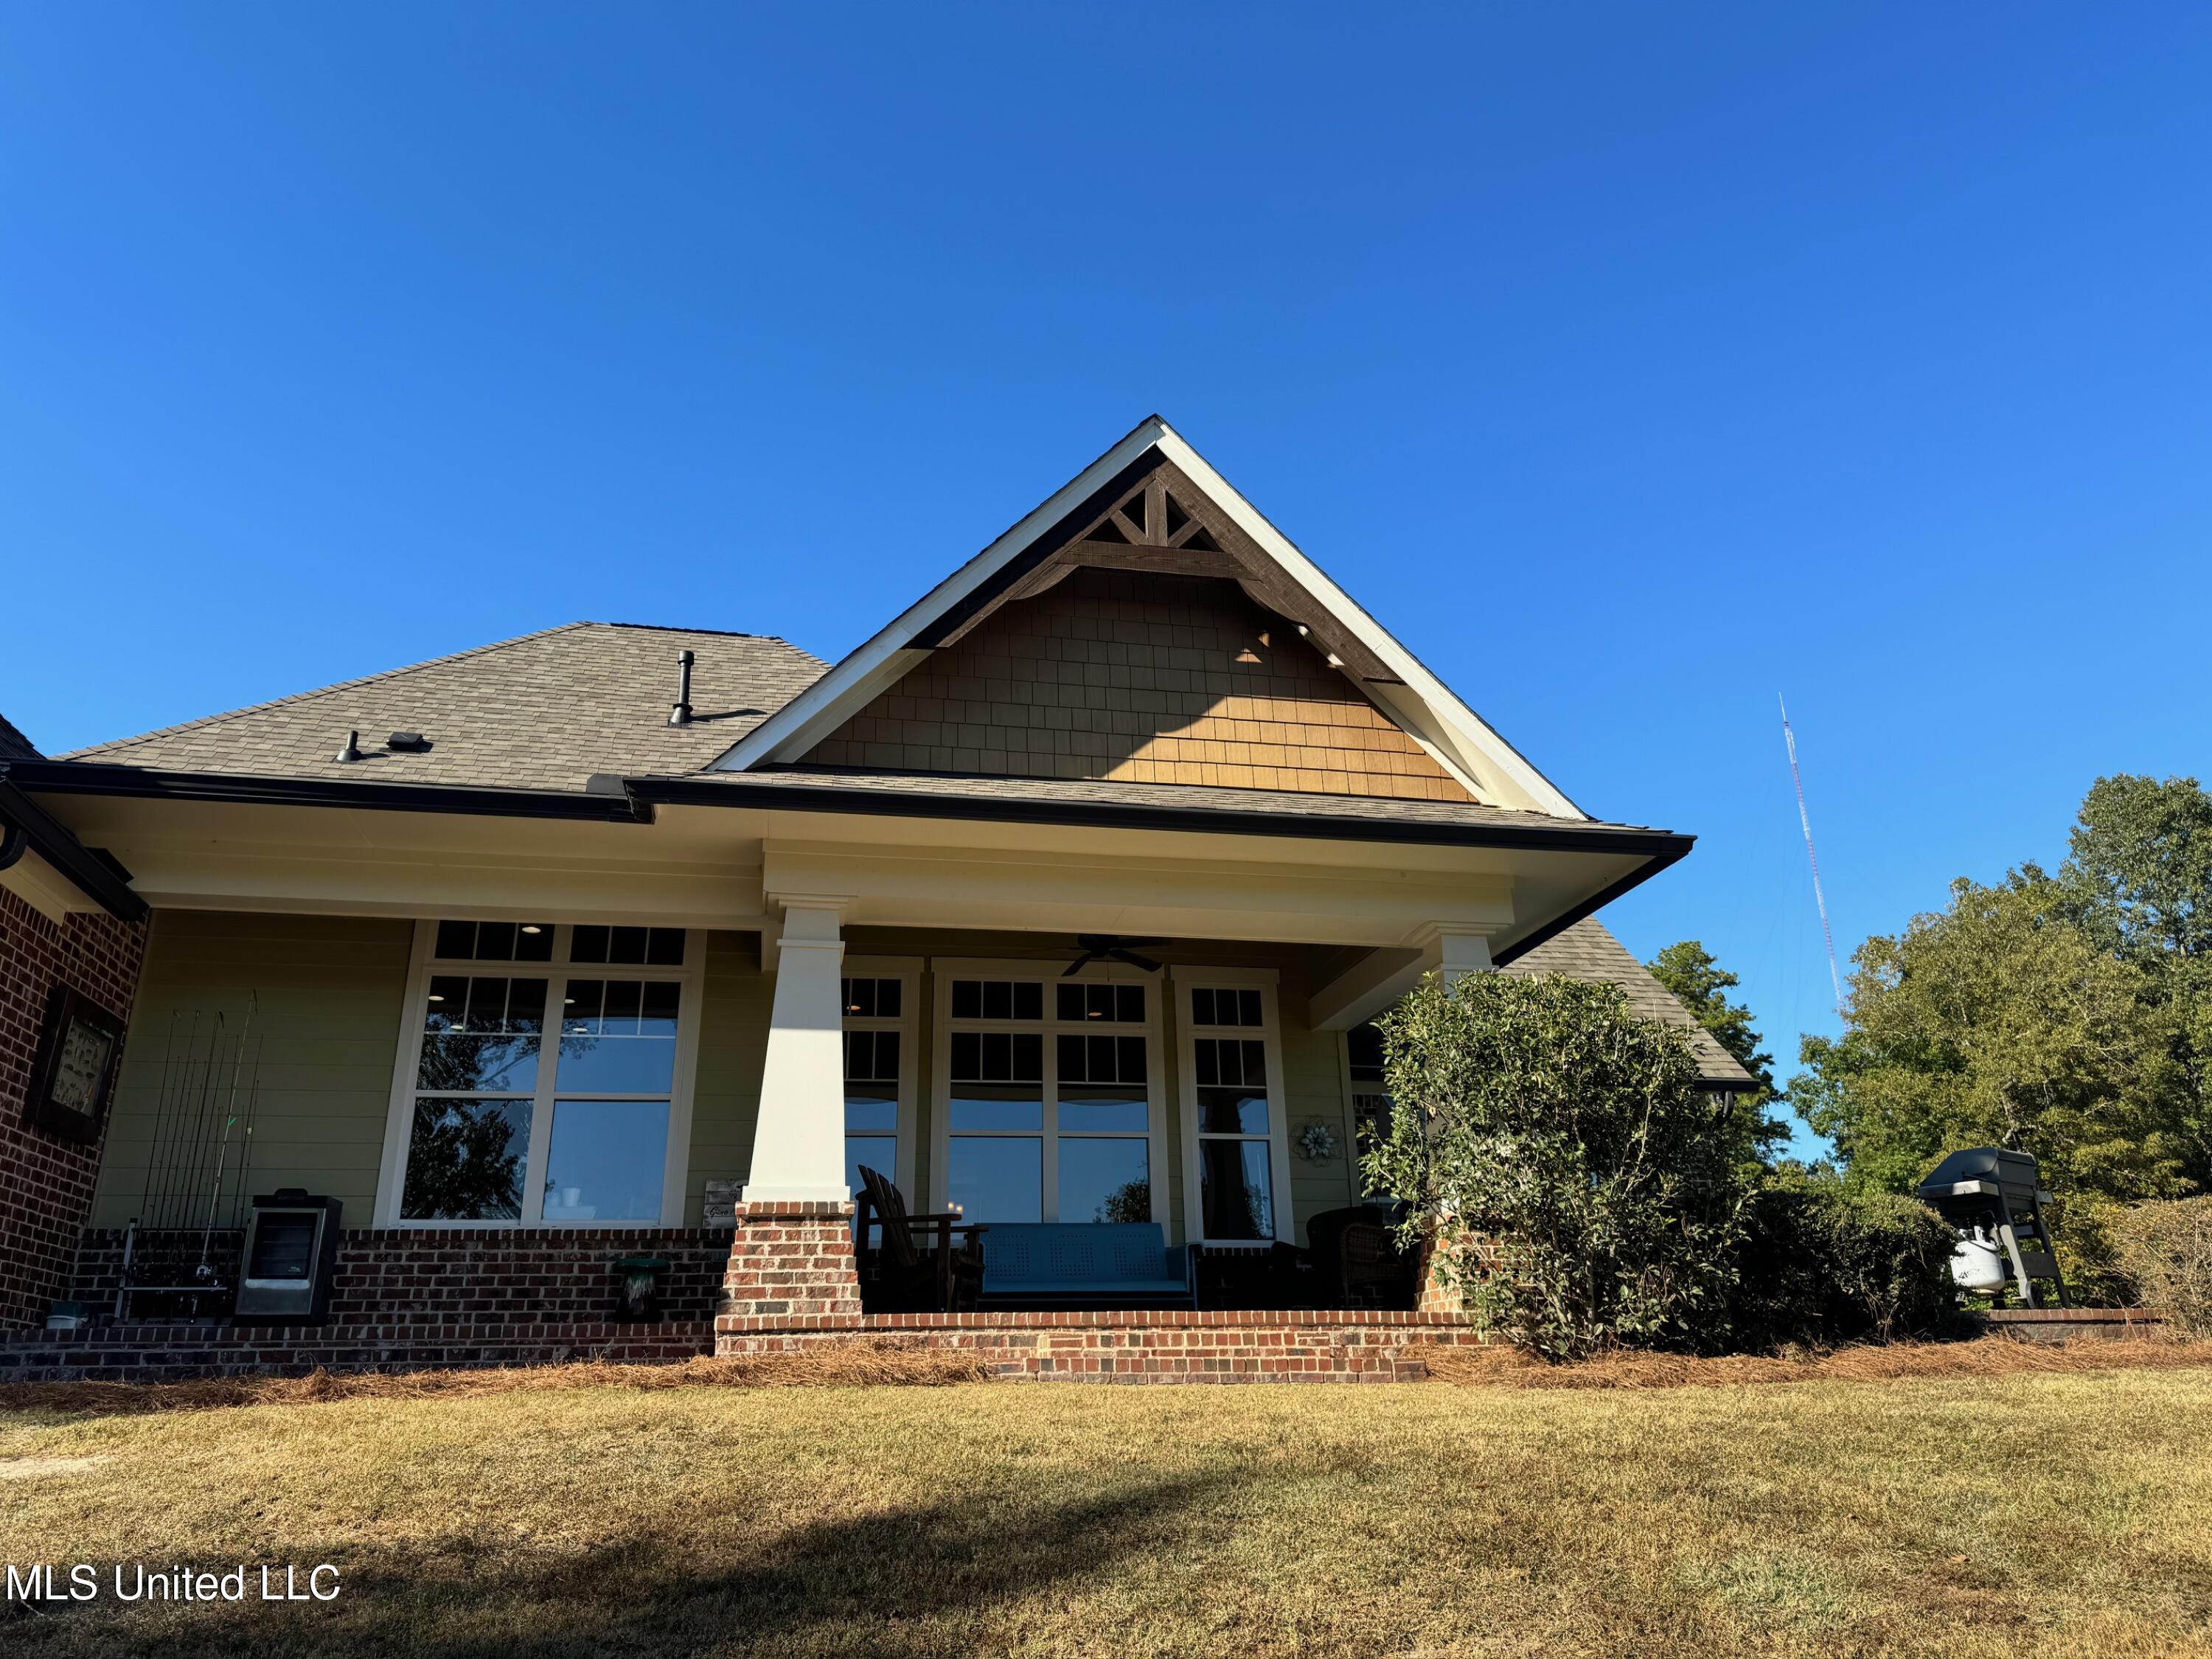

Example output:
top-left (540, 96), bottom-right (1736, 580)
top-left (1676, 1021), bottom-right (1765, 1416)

top-left (803, 564), bottom-right (1472, 800)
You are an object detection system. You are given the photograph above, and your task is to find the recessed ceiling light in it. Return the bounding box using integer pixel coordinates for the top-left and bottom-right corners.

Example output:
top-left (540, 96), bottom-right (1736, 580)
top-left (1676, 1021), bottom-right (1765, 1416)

top-left (521, 925), bottom-right (543, 935)
top-left (428, 994), bottom-right (445, 1002)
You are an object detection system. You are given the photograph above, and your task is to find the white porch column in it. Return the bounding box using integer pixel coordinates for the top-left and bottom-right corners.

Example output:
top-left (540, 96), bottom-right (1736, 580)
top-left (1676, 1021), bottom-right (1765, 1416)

top-left (741, 895), bottom-right (852, 1204)
top-left (1426, 924), bottom-right (1494, 984)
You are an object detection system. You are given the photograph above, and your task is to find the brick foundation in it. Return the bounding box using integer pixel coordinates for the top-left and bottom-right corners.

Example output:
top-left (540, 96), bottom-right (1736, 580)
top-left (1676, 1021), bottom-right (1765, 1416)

top-left (715, 1200), bottom-right (864, 1332)
top-left (0, 887), bottom-right (147, 1330)
top-left (0, 1321), bottom-right (714, 1382)
top-left (719, 1309), bottom-right (1484, 1382)
top-left (67, 1225), bottom-right (734, 1326)
top-left (3, 1226), bottom-right (738, 1381)
top-left (3, 1202), bottom-right (1489, 1385)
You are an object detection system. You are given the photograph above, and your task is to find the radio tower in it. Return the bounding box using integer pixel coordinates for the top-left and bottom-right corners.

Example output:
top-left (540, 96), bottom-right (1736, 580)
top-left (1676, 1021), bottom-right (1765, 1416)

top-left (1780, 695), bottom-right (1845, 1015)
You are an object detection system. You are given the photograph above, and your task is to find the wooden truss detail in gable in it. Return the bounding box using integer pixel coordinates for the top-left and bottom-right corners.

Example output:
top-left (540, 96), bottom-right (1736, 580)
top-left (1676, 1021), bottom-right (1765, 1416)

top-left (912, 452), bottom-right (1404, 686)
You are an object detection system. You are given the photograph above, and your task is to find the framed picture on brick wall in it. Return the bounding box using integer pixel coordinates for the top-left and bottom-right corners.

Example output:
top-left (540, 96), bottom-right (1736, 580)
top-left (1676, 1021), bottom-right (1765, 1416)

top-left (25, 984), bottom-right (125, 1145)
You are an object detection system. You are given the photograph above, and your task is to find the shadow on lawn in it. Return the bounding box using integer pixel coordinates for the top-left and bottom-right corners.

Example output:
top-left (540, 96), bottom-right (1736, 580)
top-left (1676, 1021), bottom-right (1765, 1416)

top-left (9, 1472), bottom-right (1231, 1658)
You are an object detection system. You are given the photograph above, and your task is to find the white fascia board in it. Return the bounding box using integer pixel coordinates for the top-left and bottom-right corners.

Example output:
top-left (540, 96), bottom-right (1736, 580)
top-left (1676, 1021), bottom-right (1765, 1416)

top-left (709, 418), bottom-right (1172, 772)
top-left (711, 417), bottom-right (1585, 821)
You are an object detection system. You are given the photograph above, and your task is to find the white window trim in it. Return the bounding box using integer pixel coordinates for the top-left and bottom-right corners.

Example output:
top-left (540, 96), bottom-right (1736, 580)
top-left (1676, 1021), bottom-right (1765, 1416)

top-left (928, 956), bottom-right (1168, 1223)
top-left (1169, 965), bottom-right (1293, 1246)
top-left (375, 919), bottom-right (704, 1228)
top-left (842, 954), bottom-right (921, 1201)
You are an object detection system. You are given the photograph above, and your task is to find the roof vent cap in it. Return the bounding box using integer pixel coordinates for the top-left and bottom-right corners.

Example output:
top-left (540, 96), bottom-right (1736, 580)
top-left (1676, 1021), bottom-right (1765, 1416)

top-left (386, 731), bottom-right (432, 753)
top-left (668, 650), bottom-right (695, 727)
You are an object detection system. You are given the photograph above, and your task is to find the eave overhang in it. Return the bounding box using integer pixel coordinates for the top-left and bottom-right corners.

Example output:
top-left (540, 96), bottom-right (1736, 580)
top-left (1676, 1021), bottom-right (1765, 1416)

top-left (7, 758), bottom-right (1688, 961)
top-left (0, 767), bottom-right (148, 922)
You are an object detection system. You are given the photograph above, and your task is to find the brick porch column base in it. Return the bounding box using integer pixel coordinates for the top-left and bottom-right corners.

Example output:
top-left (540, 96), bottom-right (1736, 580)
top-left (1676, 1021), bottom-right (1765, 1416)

top-left (1416, 1227), bottom-right (1491, 1320)
top-left (714, 1200), bottom-right (863, 1339)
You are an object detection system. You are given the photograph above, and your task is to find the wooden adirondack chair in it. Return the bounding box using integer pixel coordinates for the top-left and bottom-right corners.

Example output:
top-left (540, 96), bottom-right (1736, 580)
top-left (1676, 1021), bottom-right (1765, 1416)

top-left (855, 1165), bottom-right (987, 1313)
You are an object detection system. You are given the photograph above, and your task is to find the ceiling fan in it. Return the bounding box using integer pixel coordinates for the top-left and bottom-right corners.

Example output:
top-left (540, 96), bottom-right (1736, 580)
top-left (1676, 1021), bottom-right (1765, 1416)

top-left (1063, 934), bottom-right (1165, 976)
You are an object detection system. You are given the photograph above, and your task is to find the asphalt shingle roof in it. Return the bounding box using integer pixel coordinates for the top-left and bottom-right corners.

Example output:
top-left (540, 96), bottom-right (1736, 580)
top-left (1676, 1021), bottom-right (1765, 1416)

top-left (63, 623), bottom-right (827, 793)
top-left (43, 630), bottom-right (1736, 1076)
top-left (1505, 918), bottom-right (1760, 1090)
top-left (0, 714), bottom-right (41, 761)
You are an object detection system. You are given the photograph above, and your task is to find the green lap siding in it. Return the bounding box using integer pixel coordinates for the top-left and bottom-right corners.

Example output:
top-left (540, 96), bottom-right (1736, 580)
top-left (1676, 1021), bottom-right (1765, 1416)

top-left (685, 930), bottom-right (772, 1223)
top-left (1279, 992), bottom-right (1362, 1237)
top-left (91, 911), bottom-right (414, 1229)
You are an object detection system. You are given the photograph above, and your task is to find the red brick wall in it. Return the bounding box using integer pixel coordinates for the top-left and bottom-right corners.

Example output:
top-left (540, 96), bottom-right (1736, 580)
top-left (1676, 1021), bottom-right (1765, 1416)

top-left (67, 1226), bottom-right (734, 1326)
top-left (0, 887), bottom-right (146, 1329)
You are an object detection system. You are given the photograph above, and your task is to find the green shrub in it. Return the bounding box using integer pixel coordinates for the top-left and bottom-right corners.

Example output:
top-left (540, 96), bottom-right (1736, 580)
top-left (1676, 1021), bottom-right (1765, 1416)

top-left (2108, 1196), bottom-right (2212, 1338)
top-left (1367, 971), bottom-right (1744, 1361)
top-left (1729, 1177), bottom-right (1960, 1349)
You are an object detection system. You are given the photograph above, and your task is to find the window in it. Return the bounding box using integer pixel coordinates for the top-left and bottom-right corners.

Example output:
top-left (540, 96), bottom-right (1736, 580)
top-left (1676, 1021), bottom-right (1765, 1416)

top-left (383, 922), bottom-right (698, 1226)
top-left (1175, 973), bottom-right (1290, 1244)
top-left (434, 919), bottom-right (554, 963)
top-left (1189, 986), bottom-right (1263, 1028)
top-left (1345, 1020), bottom-right (1394, 1162)
top-left (936, 967), bottom-right (1158, 1226)
top-left (843, 968), bottom-right (915, 1205)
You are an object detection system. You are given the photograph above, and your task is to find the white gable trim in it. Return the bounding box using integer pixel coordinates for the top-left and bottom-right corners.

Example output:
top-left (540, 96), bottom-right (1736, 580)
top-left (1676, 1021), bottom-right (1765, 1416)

top-left (708, 417), bottom-right (1585, 820)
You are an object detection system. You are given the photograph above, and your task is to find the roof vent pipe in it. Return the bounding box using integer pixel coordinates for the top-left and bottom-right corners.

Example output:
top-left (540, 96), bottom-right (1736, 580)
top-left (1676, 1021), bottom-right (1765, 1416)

top-left (333, 729), bottom-right (363, 763)
top-left (668, 650), bottom-right (695, 727)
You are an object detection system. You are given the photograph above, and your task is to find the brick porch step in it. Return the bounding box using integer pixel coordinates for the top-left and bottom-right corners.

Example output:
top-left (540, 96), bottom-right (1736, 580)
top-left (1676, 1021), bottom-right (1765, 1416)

top-left (718, 1307), bottom-right (1482, 1383)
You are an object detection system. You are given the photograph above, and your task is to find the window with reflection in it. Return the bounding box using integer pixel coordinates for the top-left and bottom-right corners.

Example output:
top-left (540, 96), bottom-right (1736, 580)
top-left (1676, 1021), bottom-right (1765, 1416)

top-left (844, 975), bottom-right (908, 1209)
top-left (403, 975), bottom-right (546, 1219)
top-left (943, 975), bottom-right (1152, 1225)
top-left (398, 922), bottom-right (691, 1225)
top-left (1193, 1020), bottom-right (1276, 1242)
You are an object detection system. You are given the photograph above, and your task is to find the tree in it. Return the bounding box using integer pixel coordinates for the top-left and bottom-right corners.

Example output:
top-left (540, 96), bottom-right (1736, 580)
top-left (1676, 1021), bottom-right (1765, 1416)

top-left (2056, 774), bottom-right (2212, 1190)
top-left (1792, 872), bottom-right (2175, 1195)
top-left (1646, 939), bottom-right (1787, 1166)
top-left (1366, 971), bottom-right (1744, 1360)
top-left (1790, 870), bottom-right (2182, 1293)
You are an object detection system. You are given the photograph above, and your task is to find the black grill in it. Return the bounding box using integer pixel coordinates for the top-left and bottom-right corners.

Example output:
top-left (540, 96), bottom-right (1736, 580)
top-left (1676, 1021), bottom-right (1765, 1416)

top-left (1916, 1147), bottom-right (2070, 1308)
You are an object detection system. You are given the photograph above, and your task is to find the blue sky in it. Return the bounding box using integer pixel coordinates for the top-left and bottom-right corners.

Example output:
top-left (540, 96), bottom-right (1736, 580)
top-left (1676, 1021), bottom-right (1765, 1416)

top-left (6, 7), bottom-right (2209, 1157)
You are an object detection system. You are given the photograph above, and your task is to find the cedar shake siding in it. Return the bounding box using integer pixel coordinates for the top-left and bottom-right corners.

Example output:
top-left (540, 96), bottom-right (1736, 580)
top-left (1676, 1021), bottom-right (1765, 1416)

top-left (801, 568), bottom-right (1473, 801)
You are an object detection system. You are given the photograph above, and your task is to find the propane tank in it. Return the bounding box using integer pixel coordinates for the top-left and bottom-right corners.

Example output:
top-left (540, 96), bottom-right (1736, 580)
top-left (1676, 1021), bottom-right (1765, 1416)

top-left (1950, 1227), bottom-right (2009, 1293)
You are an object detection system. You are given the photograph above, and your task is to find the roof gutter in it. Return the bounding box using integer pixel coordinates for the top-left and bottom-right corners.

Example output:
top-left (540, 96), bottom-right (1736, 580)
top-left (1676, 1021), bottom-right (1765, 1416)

top-left (4, 760), bottom-right (651, 824)
top-left (0, 771), bottom-right (149, 922)
top-left (619, 772), bottom-right (1695, 858)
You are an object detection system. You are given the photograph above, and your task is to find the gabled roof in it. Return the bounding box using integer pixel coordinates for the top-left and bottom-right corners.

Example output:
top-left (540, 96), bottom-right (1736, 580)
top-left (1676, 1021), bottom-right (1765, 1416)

top-left (1506, 918), bottom-right (1759, 1091)
top-left (708, 416), bottom-right (1585, 818)
top-left (62, 623), bottom-right (825, 793)
top-left (0, 713), bottom-right (41, 761)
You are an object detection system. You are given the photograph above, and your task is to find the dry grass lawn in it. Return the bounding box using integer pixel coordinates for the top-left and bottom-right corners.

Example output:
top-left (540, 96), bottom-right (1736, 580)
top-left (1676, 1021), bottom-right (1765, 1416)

top-left (4, 1348), bottom-right (2211, 1658)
